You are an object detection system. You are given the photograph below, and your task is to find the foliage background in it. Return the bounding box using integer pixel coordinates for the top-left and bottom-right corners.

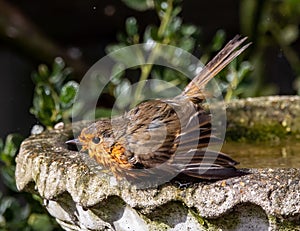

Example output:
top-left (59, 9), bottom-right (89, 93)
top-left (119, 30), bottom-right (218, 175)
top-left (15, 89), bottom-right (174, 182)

top-left (0, 0), bottom-right (299, 230)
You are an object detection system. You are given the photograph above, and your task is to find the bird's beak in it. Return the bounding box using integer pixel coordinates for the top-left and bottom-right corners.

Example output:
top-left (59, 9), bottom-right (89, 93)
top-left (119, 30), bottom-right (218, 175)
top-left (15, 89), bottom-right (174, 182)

top-left (65, 138), bottom-right (82, 145)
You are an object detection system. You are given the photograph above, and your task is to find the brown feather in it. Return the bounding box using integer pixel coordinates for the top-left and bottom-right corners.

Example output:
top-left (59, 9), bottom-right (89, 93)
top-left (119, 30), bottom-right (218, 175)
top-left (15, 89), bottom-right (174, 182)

top-left (75, 35), bottom-right (250, 184)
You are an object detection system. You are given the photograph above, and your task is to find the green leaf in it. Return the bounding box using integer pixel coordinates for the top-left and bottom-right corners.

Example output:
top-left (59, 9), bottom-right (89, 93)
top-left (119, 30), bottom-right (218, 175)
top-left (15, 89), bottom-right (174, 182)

top-left (143, 25), bottom-right (158, 41)
top-left (280, 24), bottom-right (299, 45)
top-left (179, 37), bottom-right (195, 52)
top-left (0, 195), bottom-right (30, 222)
top-left (52, 57), bottom-right (65, 76)
top-left (165, 17), bottom-right (182, 36)
top-left (31, 84), bottom-right (61, 127)
top-left (116, 32), bottom-right (128, 43)
top-left (50, 58), bottom-right (72, 89)
top-left (238, 61), bottom-right (252, 79)
top-left (0, 134), bottom-right (23, 192)
top-left (171, 6), bottom-right (182, 17)
top-left (211, 30), bottom-right (226, 52)
top-left (60, 81), bottom-right (79, 108)
top-left (95, 108), bottom-right (113, 118)
top-left (121, 0), bottom-right (154, 11)
top-left (111, 64), bottom-right (126, 85)
top-left (147, 25), bottom-right (159, 41)
top-left (2, 134), bottom-right (23, 158)
top-left (105, 43), bottom-right (127, 54)
top-left (37, 64), bottom-right (49, 81)
top-left (106, 44), bottom-right (144, 68)
top-left (126, 17), bottom-right (138, 36)
top-left (30, 57), bottom-right (77, 127)
top-left (32, 65), bottom-right (49, 84)
top-left (1, 166), bottom-right (17, 191)
top-left (181, 25), bottom-right (198, 36)
top-left (31, 58), bottom-right (74, 126)
top-left (28, 213), bottom-right (54, 231)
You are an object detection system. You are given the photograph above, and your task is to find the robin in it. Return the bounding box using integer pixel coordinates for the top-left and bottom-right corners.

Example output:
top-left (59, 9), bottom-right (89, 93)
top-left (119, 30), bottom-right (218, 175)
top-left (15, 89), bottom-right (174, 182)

top-left (67, 35), bottom-right (250, 185)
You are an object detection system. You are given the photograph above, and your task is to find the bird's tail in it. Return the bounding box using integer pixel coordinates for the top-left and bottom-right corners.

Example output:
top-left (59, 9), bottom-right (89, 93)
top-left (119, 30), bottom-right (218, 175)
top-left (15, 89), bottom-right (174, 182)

top-left (182, 35), bottom-right (251, 100)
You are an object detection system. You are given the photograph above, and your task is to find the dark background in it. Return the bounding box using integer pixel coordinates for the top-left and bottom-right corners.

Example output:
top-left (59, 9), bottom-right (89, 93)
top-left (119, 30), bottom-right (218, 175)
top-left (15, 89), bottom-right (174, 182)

top-left (0, 0), bottom-right (299, 139)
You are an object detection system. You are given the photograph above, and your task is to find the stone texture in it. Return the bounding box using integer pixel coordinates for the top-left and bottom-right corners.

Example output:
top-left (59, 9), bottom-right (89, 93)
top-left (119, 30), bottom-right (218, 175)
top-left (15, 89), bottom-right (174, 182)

top-left (15, 96), bottom-right (300, 230)
top-left (225, 95), bottom-right (300, 141)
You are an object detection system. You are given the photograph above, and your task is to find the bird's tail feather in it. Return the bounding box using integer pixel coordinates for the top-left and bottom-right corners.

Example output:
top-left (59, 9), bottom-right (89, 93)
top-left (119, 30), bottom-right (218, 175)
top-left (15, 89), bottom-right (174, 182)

top-left (182, 35), bottom-right (251, 100)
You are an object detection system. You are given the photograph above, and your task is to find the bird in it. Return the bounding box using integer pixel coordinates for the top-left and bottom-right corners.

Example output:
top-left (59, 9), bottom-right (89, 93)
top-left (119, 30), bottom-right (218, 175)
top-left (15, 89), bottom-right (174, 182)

top-left (67, 35), bottom-right (251, 186)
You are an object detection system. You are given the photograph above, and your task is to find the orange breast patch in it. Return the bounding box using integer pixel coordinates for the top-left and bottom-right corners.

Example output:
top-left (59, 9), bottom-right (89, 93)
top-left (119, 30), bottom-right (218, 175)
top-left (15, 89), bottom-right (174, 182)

top-left (110, 143), bottom-right (130, 166)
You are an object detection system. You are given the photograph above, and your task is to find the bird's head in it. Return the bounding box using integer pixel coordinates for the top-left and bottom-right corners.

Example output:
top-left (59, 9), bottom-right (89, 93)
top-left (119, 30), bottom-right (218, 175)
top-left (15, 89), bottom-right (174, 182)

top-left (67, 120), bottom-right (116, 157)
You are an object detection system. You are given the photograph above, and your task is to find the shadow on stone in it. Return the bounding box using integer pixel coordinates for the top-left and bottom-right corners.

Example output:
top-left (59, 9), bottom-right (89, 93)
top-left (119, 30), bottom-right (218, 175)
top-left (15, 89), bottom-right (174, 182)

top-left (144, 201), bottom-right (188, 228)
top-left (207, 203), bottom-right (269, 230)
top-left (90, 196), bottom-right (126, 225)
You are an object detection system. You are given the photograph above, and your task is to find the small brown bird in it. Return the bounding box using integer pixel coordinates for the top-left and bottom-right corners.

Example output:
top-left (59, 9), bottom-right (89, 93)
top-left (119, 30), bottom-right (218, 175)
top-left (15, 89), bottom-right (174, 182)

top-left (68, 35), bottom-right (250, 186)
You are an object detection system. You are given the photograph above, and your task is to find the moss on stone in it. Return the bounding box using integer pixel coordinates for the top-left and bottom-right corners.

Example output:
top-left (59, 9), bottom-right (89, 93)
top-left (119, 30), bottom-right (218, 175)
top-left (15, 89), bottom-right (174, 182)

top-left (268, 214), bottom-right (300, 230)
top-left (225, 96), bottom-right (300, 142)
top-left (226, 122), bottom-right (292, 143)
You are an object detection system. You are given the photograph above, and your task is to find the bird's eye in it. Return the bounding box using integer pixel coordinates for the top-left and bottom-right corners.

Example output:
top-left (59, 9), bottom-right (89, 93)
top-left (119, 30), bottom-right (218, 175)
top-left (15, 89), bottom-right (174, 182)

top-left (92, 137), bottom-right (101, 144)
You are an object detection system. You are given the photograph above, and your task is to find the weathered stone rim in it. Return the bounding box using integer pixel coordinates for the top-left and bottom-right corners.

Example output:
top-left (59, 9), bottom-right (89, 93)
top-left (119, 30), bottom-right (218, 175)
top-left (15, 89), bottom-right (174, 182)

top-left (15, 96), bottom-right (300, 230)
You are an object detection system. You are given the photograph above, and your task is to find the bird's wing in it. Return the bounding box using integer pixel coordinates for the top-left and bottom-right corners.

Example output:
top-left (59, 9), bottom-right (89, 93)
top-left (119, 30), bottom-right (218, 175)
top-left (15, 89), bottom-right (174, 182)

top-left (123, 99), bottom-right (219, 168)
top-left (121, 35), bottom-right (250, 177)
top-left (172, 149), bottom-right (240, 179)
top-left (123, 100), bottom-right (181, 168)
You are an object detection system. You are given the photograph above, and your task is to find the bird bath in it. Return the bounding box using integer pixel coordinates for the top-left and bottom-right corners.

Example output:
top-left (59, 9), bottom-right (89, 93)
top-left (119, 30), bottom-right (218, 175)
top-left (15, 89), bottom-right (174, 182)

top-left (15, 96), bottom-right (300, 230)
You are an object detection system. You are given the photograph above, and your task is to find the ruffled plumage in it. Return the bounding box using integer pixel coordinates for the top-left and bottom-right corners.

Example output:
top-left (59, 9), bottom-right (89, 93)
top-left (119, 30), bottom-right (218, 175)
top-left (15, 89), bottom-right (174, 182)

top-left (75, 35), bottom-right (250, 186)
